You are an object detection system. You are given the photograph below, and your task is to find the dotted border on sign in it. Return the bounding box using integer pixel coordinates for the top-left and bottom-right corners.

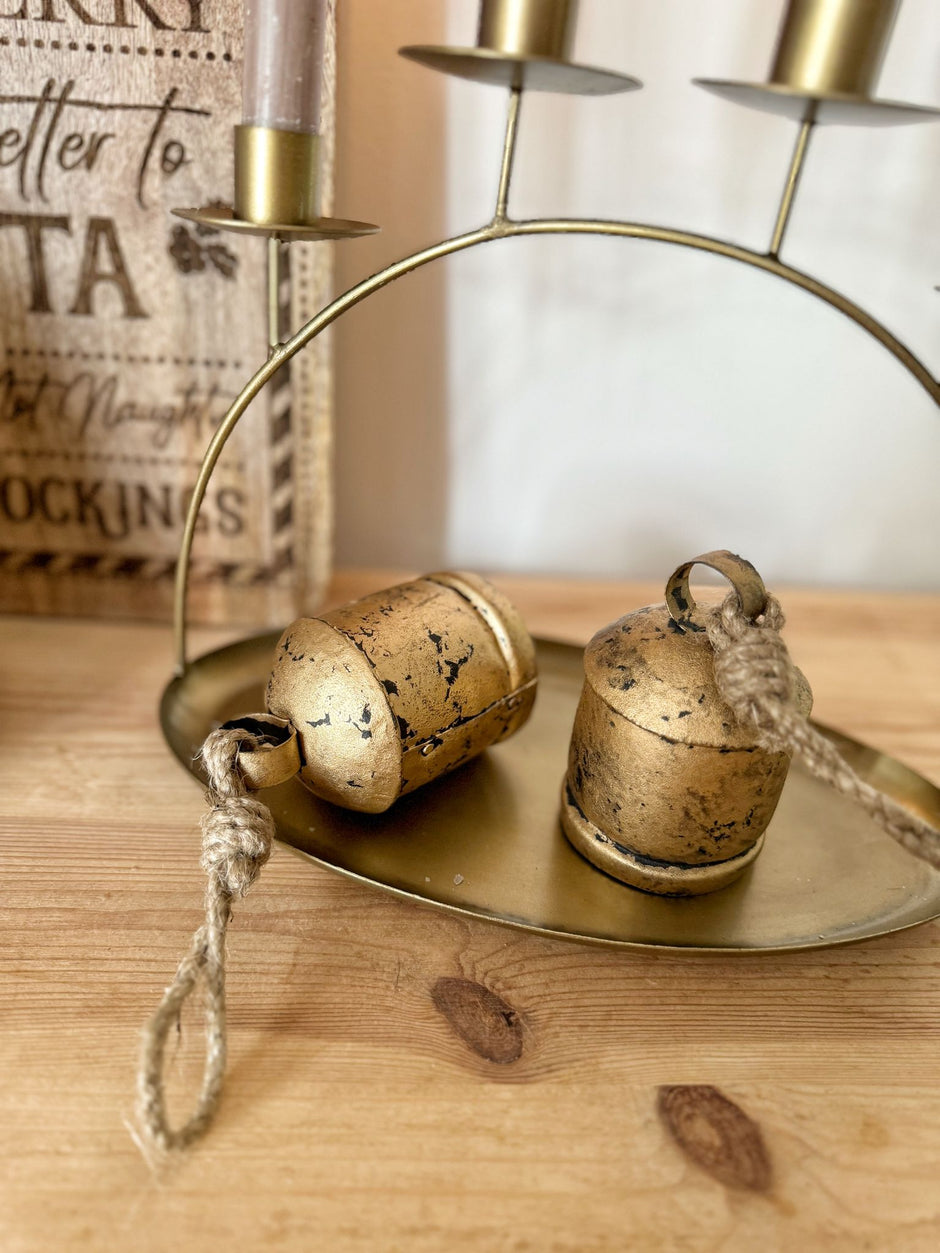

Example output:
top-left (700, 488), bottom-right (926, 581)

top-left (0, 36), bottom-right (232, 61)
top-left (0, 447), bottom-right (244, 472)
top-left (5, 346), bottom-right (243, 371)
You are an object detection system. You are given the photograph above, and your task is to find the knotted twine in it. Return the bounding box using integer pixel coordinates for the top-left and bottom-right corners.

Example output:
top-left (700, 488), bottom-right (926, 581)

top-left (707, 591), bottom-right (940, 870)
top-left (136, 725), bottom-right (275, 1158)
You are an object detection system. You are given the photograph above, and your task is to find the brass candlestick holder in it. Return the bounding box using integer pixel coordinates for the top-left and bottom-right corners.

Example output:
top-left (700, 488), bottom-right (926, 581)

top-left (161, 0), bottom-right (940, 954)
top-left (174, 10), bottom-right (379, 351)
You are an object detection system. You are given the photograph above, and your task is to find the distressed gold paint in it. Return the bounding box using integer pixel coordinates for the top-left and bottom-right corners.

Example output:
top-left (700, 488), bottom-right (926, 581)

top-left (266, 572), bottom-right (537, 813)
top-left (562, 595), bottom-right (812, 896)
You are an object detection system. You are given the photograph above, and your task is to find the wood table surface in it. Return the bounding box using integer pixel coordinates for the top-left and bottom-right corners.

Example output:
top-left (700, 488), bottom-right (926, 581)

top-left (2, 572), bottom-right (940, 1252)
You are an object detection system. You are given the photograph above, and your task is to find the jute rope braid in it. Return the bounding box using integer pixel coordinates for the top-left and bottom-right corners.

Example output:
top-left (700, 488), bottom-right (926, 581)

top-left (136, 726), bottom-right (275, 1157)
top-left (707, 591), bottom-right (940, 870)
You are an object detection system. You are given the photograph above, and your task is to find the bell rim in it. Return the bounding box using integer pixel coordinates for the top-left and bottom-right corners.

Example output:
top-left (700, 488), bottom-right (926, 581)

top-left (561, 780), bottom-right (766, 896)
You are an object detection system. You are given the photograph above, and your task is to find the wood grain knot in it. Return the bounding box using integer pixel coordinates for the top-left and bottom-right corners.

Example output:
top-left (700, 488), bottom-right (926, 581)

top-left (657, 1085), bottom-right (771, 1192)
top-left (430, 977), bottom-right (524, 1064)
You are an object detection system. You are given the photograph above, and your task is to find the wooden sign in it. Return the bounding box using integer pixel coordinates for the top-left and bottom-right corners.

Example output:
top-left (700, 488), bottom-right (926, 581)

top-left (0, 1), bottom-right (334, 623)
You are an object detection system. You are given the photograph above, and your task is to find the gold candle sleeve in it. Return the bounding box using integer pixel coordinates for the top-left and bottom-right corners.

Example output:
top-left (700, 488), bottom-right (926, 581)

top-left (769, 0), bottom-right (900, 98)
top-left (476, 0), bottom-right (579, 60)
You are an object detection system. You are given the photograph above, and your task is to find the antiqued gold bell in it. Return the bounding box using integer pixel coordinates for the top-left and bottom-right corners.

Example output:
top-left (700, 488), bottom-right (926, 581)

top-left (561, 552), bottom-right (813, 896)
top-left (264, 572), bottom-right (537, 814)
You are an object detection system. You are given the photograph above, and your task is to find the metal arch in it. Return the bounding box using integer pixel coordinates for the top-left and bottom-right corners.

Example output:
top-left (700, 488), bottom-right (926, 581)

top-left (173, 90), bottom-right (939, 673)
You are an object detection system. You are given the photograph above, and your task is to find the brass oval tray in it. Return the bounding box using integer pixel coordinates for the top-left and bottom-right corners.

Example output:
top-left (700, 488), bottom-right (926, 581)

top-left (161, 634), bottom-right (940, 954)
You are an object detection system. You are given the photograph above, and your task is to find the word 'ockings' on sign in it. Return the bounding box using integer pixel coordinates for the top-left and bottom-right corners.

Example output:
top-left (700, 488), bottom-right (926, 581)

top-left (0, 473), bottom-right (246, 541)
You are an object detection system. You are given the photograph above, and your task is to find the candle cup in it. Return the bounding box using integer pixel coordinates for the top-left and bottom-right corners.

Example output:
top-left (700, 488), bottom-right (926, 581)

top-left (477, 0), bottom-right (579, 61)
top-left (769, 0), bottom-right (900, 98)
top-left (234, 125), bottom-right (322, 227)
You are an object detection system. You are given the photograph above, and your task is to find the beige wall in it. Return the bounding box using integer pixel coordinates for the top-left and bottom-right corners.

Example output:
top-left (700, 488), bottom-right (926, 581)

top-left (333, 0), bottom-right (449, 570)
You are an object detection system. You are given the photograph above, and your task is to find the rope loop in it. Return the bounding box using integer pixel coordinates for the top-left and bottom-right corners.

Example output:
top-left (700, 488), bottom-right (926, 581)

top-left (135, 720), bottom-right (276, 1160)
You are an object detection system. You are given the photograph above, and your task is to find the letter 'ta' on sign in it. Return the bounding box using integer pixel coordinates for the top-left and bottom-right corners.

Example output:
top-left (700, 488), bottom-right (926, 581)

top-left (0, 213), bottom-right (147, 317)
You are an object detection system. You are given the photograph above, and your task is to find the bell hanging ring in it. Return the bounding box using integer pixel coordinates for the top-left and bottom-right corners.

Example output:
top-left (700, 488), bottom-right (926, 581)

top-left (561, 551), bottom-right (813, 896)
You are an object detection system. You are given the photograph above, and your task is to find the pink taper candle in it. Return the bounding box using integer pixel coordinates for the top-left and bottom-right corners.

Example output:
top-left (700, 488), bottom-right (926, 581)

top-left (242, 0), bottom-right (328, 134)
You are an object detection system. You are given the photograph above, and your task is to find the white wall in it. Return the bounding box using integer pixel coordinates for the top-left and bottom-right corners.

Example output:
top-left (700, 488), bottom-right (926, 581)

top-left (337, 0), bottom-right (940, 589)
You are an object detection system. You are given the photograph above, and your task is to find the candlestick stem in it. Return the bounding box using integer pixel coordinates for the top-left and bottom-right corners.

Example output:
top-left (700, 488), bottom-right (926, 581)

top-left (494, 87), bottom-right (523, 222)
top-left (267, 237), bottom-right (282, 353)
top-left (769, 116), bottom-right (814, 259)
